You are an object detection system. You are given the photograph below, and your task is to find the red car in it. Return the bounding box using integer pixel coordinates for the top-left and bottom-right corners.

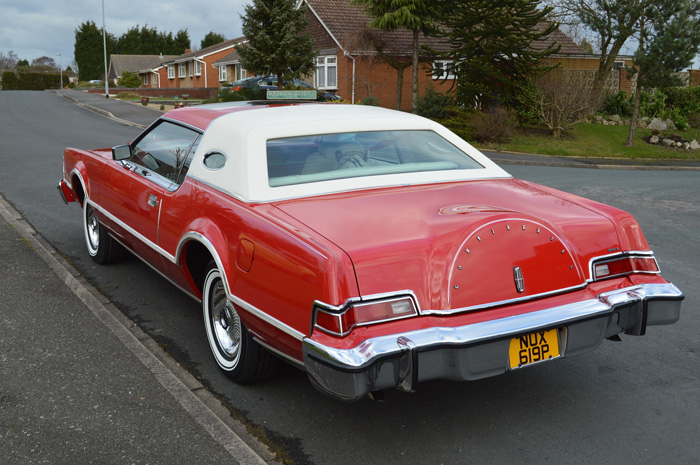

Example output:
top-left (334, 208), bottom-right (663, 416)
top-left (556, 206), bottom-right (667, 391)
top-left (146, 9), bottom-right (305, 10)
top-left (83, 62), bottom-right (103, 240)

top-left (58, 102), bottom-right (683, 401)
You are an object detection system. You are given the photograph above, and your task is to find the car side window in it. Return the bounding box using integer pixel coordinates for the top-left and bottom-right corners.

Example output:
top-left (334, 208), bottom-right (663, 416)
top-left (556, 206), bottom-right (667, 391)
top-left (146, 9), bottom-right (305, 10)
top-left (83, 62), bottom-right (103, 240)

top-left (131, 121), bottom-right (201, 184)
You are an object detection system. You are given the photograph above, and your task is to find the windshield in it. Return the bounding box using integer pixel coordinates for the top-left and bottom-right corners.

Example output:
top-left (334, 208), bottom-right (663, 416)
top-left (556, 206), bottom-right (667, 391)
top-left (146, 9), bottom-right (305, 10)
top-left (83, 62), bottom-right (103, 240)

top-left (267, 130), bottom-right (484, 187)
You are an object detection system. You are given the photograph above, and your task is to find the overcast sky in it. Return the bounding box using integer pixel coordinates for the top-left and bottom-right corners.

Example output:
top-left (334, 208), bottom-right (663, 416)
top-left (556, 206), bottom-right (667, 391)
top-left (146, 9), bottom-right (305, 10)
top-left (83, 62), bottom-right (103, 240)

top-left (0, 0), bottom-right (248, 66)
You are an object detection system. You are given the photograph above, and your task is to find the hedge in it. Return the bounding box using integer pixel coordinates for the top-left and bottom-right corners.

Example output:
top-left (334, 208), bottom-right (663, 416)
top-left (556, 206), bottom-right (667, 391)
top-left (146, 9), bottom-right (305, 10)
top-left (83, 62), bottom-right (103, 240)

top-left (1, 71), bottom-right (62, 90)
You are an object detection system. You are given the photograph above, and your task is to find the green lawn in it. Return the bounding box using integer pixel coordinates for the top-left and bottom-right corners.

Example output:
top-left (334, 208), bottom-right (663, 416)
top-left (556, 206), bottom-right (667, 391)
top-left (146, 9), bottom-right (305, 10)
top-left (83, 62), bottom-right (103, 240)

top-left (472, 123), bottom-right (700, 160)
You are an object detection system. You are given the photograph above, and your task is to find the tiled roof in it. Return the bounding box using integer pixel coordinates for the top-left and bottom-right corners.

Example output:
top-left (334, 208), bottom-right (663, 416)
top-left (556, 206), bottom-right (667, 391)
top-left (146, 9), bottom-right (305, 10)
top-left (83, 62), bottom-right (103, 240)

top-left (164, 37), bottom-right (246, 64)
top-left (110, 54), bottom-right (178, 76)
top-left (213, 49), bottom-right (242, 66)
top-left (531, 21), bottom-right (588, 55)
top-left (304, 0), bottom-right (589, 56)
top-left (304, 0), bottom-right (447, 55)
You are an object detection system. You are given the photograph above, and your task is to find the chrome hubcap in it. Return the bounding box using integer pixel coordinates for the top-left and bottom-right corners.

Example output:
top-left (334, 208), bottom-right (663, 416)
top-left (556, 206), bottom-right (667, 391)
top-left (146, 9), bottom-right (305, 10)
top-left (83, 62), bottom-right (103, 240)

top-left (210, 281), bottom-right (241, 359)
top-left (87, 209), bottom-right (99, 249)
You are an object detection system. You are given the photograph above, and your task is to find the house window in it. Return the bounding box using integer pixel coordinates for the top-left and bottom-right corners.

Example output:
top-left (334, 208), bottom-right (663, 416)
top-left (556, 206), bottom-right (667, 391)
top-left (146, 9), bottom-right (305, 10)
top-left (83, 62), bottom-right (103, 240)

top-left (189, 61), bottom-right (193, 77)
top-left (433, 60), bottom-right (456, 80)
top-left (219, 65), bottom-right (227, 82)
top-left (178, 63), bottom-right (186, 78)
top-left (315, 56), bottom-right (337, 89)
top-left (195, 61), bottom-right (202, 76)
top-left (142, 74), bottom-right (149, 86)
top-left (168, 65), bottom-right (175, 79)
top-left (235, 64), bottom-right (246, 81)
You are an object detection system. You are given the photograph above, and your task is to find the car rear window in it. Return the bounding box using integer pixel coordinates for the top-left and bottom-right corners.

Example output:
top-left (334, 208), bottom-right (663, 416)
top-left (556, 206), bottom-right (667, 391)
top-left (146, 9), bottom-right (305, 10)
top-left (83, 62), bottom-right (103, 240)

top-left (266, 130), bottom-right (484, 187)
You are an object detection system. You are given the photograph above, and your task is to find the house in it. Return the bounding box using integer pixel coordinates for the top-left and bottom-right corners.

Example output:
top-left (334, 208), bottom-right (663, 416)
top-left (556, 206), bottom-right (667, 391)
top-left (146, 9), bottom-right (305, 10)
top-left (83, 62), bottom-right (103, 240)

top-left (151, 38), bottom-right (246, 90)
top-left (212, 48), bottom-right (248, 84)
top-left (294, 0), bottom-right (608, 111)
top-left (108, 54), bottom-right (177, 85)
top-left (135, 0), bottom-right (640, 109)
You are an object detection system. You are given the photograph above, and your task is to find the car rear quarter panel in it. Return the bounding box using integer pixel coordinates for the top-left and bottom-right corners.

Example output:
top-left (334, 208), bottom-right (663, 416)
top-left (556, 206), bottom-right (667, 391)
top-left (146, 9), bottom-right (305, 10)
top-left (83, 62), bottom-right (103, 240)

top-left (156, 179), bottom-right (359, 360)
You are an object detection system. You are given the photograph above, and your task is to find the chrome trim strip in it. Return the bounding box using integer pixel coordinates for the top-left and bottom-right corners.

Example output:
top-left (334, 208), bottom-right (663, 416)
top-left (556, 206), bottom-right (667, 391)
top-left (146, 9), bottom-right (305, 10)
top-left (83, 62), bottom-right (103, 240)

top-left (313, 289), bottom-right (421, 313)
top-left (108, 234), bottom-right (201, 303)
top-left (421, 283), bottom-right (587, 316)
top-left (446, 218), bottom-right (582, 307)
top-left (69, 168), bottom-right (87, 205)
top-left (589, 251), bottom-right (660, 280)
top-left (88, 199), bottom-right (177, 263)
top-left (174, 231), bottom-right (231, 295)
top-left (304, 283), bottom-right (683, 370)
top-left (230, 293), bottom-right (306, 342)
top-left (311, 290), bottom-right (421, 336)
top-left (57, 182), bottom-right (69, 204)
top-left (254, 338), bottom-right (305, 367)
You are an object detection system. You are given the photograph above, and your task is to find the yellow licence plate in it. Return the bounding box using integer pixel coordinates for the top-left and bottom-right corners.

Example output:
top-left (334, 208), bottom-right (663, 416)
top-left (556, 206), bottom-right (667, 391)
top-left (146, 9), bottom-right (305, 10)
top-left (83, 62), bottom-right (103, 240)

top-left (509, 328), bottom-right (560, 369)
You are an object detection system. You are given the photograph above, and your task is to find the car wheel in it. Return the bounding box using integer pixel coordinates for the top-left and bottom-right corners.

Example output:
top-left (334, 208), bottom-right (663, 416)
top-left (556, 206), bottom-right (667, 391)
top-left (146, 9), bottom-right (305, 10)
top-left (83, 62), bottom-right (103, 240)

top-left (202, 263), bottom-right (278, 383)
top-left (83, 200), bottom-right (124, 264)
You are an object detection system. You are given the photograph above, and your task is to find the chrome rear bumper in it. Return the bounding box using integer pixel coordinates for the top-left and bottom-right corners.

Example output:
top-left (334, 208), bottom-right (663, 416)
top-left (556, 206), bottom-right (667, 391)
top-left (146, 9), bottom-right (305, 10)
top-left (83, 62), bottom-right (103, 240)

top-left (302, 283), bottom-right (683, 401)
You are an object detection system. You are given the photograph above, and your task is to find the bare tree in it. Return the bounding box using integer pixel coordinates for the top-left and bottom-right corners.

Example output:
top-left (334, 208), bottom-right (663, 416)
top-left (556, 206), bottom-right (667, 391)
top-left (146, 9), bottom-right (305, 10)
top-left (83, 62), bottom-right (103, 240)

top-left (545, 0), bottom-right (645, 106)
top-left (0, 50), bottom-right (19, 69)
top-left (528, 70), bottom-right (599, 138)
top-left (31, 56), bottom-right (58, 68)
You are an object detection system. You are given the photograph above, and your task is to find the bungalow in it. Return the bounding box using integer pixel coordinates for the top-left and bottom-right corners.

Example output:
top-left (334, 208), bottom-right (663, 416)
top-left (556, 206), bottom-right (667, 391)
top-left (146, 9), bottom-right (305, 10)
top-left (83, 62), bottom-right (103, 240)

top-left (152, 38), bottom-right (246, 90)
top-left (108, 54), bottom-right (177, 86)
top-left (293, 0), bottom-right (611, 111)
top-left (212, 48), bottom-right (248, 85)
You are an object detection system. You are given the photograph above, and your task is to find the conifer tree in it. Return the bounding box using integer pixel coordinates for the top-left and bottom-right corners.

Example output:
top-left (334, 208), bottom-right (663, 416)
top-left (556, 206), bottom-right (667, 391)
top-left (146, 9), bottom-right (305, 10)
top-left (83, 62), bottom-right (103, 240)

top-left (74, 21), bottom-right (107, 81)
top-left (201, 32), bottom-right (226, 49)
top-left (173, 29), bottom-right (192, 54)
top-left (237, 0), bottom-right (316, 88)
top-left (431, 0), bottom-right (560, 109)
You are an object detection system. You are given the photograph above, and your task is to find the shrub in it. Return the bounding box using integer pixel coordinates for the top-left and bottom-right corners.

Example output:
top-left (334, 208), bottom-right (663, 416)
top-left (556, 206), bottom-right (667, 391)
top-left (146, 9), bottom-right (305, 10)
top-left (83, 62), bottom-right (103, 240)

top-left (522, 70), bottom-right (593, 138)
top-left (416, 86), bottom-right (455, 119)
top-left (469, 106), bottom-right (514, 143)
top-left (2, 71), bottom-right (19, 90)
top-left (601, 91), bottom-right (633, 117)
top-left (357, 96), bottom-right (379, 106)
top-left (118, 71), bottom-right (141, 88)
top-left (218, 86), bottom-right (265, 102)
top-left (438, 107), bottom-right (476, 141)
top-left (641, 90), bottom-right (668, 119)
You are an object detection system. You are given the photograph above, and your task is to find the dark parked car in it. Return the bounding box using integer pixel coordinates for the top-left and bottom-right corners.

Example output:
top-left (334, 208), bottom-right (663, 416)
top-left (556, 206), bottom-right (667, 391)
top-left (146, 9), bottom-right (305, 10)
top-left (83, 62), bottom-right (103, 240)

top-left (222, 75), bottom-right (341, 101)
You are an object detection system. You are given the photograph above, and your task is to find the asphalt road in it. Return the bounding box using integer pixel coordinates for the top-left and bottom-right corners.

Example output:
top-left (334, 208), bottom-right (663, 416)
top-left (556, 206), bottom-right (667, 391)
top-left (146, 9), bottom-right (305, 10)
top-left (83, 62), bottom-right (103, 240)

top-left (1, 91), bottom-right (698, 464)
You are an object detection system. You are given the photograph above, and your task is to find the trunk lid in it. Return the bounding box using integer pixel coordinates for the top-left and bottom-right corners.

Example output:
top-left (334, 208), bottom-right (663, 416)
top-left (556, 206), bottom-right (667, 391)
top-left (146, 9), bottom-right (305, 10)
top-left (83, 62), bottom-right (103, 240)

top-left (273, 179), bottom-right (622, 311)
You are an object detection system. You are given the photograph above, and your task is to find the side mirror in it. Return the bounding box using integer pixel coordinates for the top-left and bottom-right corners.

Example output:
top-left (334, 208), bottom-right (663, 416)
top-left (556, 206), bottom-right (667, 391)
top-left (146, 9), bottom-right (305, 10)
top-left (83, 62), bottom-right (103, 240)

top-left (112, 144), bottom-right (131, 161)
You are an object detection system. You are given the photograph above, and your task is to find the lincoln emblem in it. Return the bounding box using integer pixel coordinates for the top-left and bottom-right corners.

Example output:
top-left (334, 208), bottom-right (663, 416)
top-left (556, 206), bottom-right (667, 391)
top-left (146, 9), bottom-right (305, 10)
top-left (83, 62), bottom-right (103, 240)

top-left (513, 266), bottom-right (525, 293)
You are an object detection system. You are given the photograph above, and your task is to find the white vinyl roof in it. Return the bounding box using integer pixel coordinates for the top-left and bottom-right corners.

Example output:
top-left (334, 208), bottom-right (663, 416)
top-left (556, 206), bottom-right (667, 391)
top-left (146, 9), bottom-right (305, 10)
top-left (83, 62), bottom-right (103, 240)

top-left (185, 104), bottom-right (511, 203)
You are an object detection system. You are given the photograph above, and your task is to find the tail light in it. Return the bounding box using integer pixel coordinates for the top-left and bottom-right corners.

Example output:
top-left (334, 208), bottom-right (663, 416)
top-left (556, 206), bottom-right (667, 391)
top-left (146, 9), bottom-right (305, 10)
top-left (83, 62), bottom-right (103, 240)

top-left (313, 295), bottom-right (418, 336)
top-left (592, 254), bottom-right (660, 281)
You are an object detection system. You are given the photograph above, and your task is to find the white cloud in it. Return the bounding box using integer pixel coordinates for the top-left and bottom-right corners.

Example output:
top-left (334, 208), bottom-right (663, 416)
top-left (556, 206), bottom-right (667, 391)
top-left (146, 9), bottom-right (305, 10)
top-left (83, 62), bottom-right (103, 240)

top-left (0, 0), bottom-right (247, 65)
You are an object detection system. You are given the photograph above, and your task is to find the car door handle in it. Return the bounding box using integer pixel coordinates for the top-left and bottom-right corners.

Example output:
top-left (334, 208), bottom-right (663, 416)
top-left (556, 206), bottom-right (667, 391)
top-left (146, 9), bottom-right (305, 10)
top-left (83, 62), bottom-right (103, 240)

top-left (148, 194), bottom-right (159, 208)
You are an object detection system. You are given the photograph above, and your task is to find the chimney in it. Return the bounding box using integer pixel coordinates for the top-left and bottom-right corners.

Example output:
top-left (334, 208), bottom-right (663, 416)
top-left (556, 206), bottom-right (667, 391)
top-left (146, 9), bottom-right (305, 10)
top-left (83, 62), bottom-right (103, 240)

top-left (184, 48), bottom-right (191, 54)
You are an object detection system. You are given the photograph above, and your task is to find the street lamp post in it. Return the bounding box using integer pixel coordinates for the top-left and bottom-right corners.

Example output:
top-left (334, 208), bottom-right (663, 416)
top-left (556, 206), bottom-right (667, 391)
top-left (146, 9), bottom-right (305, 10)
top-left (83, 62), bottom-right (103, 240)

top-left (55, 53), bottom-right (63, 89)
top-left (102, 0), bottom-right (109, 98)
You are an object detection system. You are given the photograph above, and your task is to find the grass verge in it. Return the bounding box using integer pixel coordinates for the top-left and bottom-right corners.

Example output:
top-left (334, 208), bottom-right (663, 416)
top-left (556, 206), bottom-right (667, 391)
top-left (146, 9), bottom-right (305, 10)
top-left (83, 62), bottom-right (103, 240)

top-left (469, 123), bottom-right (700, 160)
